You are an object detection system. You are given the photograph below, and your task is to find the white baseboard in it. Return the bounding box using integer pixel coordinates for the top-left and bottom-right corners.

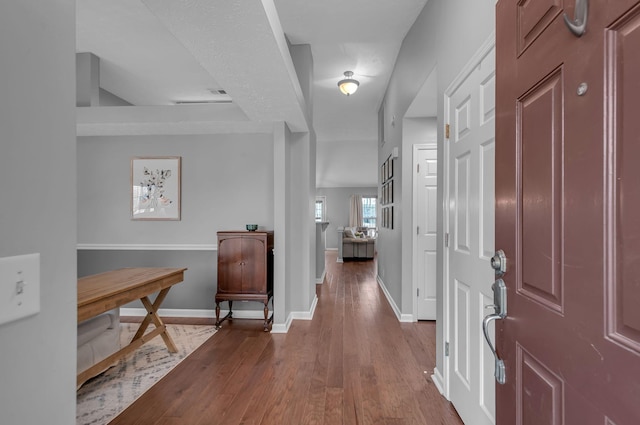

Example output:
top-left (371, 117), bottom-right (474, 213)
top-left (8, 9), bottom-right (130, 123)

top-left (399, 313), bottom-right (414, 322)
top-left (121, 298), bottom-right (318, 333)
top-left (271, 313), bottom-right (293, 333)
top-left (291, 294), bottom-right (317, 320)
top-left (376, 276), bottom-right (414, 323)
top-left (432, 367), bottom-right (446, 398)
top-left (120, 308), bottom-right (214, 318)
top-left (325, 248), bottom-right (338, 251)
top-left (120, 307), bottom-right (263, 320)
top-left (272, 294), bottom-right (318, 333)
top-left (376, 275), bottom-right (400, 321)
top-left (315, 270), bottom-right (326, 284)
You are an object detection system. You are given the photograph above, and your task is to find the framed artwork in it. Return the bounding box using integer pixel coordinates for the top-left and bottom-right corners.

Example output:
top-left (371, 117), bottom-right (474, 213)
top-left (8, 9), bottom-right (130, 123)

top-left (387, 155), bottom-right (394, 179)
top-left (131, 156), bottom-right (181, 220)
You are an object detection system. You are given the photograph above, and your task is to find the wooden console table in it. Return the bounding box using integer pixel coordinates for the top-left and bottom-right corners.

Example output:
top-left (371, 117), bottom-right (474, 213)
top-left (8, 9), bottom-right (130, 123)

top-left (77, 267), bottom-right (187, 386)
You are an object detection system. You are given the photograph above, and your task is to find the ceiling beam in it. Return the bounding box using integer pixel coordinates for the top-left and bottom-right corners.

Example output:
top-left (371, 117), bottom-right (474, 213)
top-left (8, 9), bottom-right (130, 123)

top-left (77, 104), bottom-right (274, 136)
top-left (142, 0), bottom-right (309, 133)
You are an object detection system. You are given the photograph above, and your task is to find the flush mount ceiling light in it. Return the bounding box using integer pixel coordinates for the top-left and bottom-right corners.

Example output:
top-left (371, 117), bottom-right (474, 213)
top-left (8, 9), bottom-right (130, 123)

top-left (338, 71), bottom-right (359, 96)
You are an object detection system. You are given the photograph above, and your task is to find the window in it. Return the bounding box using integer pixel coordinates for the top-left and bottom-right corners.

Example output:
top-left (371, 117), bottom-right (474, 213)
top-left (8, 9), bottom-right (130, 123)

top-left (315, 196), bottom-right (326, 222)
top-left (362, 197), bottom-right (377, 228)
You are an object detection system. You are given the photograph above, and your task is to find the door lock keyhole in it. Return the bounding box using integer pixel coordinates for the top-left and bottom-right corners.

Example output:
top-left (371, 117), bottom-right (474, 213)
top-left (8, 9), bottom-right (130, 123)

top-left (491, 250), bottom-right (507, 276)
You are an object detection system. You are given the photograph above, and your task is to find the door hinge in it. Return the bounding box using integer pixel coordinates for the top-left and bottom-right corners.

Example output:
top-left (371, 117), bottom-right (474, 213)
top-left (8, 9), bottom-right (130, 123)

top-left (417, 288), bottom-right (420, 297)
top-left (445, 124), bottom-right (450, 139)
top-left (417, 163), bottom-right (420, 173)
top-left (417, 226), bottom-right (420, 235)
top-left (445, 342), bottom-right (450, 357)
top-left (445, 233), bottom-right (449, 247)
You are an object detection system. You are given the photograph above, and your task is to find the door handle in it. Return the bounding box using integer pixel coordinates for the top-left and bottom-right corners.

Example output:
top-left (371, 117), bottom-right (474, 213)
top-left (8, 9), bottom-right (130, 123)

top-left (563, 0), bottom-right (588, 37)
top-left (483, 278), bottom-right (507, 385)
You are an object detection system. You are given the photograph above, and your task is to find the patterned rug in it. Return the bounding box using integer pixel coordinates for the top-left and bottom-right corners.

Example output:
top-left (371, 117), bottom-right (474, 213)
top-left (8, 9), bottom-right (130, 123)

top-left (76, 322), bottom-right (217, 425)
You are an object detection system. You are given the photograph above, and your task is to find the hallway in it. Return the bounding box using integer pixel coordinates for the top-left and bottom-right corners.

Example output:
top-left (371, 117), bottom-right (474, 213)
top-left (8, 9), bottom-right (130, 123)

top-left (111, 251), bottom-right (463, 424)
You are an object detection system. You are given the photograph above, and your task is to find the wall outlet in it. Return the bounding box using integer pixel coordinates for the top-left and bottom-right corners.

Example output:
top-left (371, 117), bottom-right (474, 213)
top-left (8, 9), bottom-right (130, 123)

top-left (0, 253), bottom-right (40, 326)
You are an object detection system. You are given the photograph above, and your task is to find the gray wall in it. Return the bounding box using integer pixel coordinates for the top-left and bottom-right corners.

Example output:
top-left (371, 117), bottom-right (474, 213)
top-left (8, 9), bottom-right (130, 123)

top-left (77, 133), bottom-right (275, 312)
top-left (76, 37), bottom-right (317, 329)
top-left (78, 250), bottom-right (217, 310)
top-left (77, 134), bottom-right (274, 244)
top-left (377, 0), bottom-right (495, 377)
top-left (0, 1), bottom-right (77, 424)
top-left (315, 187), bottom-right (378, 249)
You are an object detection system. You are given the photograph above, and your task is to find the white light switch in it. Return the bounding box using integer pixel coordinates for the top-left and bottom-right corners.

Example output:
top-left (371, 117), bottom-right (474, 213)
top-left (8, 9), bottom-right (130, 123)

top-left (0, 253), bottom-right (40, 326)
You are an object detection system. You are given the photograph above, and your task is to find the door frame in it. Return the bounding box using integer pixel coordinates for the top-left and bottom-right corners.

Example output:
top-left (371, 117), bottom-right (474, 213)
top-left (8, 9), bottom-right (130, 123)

top-left (413, 142), bottom-right (438, 320)
top-left (438, 32), bottom-right (496, 402)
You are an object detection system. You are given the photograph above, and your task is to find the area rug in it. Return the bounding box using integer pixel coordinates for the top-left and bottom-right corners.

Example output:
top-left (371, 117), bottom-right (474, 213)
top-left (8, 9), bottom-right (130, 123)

top-left (76, 322), bottom-right (217, 425)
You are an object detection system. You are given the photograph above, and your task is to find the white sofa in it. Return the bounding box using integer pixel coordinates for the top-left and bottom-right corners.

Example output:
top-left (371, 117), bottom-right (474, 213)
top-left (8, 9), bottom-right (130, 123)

top-left (77, 308), bottom-right (120, 386)
top-left (342, 227), bottom-right (376, 260)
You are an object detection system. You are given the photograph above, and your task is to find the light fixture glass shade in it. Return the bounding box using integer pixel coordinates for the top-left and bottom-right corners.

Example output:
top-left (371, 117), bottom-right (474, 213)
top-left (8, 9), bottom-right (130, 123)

top-left (338, 71), bottom-right (359, 96)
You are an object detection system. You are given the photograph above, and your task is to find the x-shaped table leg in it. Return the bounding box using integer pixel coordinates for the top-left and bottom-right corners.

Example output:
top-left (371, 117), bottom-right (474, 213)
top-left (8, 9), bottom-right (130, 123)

top-left (130, 287), bottom-right (177, 353)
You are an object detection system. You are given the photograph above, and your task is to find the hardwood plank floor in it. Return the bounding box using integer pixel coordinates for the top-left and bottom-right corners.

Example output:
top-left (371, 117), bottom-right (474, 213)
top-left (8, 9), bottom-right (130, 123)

top-left (112, 251), bottom-right (463, 425)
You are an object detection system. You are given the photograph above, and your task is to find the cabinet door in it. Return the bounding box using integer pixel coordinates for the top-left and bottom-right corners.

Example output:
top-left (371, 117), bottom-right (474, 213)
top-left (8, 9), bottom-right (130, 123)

top-left (218, 237), bottom-right (243, 293)
top-left (241, 236), bottom-right (266, 293)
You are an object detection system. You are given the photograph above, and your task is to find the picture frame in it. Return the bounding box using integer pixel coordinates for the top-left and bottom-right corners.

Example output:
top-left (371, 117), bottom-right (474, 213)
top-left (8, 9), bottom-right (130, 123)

top-left (382, 183), bottom-right (386, 205)
top-left (131, 156), bottom-right (181, 221)
top-left (382, 161), bottom-right (387, 183)
top-left (387, 155), bottom-right (394, 179)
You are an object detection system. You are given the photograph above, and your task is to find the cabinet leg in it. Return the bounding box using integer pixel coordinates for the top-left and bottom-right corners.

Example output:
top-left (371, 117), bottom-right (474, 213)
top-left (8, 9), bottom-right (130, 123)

top-left (215, 300), bottom-right (233, 329)
top-left (263, 300), bottom-right (273, 332)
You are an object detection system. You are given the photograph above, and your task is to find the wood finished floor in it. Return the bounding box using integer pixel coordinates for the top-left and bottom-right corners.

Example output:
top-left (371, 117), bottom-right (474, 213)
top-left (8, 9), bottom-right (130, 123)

top-left (113, 251), bottom-right (463, 425)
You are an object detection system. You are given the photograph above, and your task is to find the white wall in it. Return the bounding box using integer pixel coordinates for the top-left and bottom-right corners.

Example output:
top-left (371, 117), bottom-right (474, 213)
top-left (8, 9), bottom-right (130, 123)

top-left (0, 1), bottom-right (77, 424)
top-left (316, 140), bottom-right (378, 188)
top-left (378, 0), bottom-right (495, 372)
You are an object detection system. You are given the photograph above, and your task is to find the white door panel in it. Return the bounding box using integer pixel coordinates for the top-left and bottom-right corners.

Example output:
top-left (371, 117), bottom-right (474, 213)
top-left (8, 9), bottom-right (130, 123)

top-left (416, 146), bottom-right (437, 320)
top-left (446, 40), bottom-right (496, 425)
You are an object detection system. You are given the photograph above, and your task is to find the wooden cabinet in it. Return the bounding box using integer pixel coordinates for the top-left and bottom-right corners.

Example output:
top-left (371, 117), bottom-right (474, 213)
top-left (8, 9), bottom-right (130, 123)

top-left (215, 231), bottom-right (274, 331)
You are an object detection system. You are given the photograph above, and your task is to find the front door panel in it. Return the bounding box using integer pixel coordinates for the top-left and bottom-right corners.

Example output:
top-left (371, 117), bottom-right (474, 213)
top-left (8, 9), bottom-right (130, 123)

top-left (496, 1), bottom-right (640, 423)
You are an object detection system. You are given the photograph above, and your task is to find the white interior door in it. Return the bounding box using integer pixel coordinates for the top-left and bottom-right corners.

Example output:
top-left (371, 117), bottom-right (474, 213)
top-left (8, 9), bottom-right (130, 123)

top-left (446, 39), bottom-right (496, 425)
top-left (415, 144), bottom-right (438, 320)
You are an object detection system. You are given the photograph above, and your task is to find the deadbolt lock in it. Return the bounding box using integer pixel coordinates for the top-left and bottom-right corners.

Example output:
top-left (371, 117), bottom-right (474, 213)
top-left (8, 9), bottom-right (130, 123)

top-left (491, 250), bottom-right (507, 276)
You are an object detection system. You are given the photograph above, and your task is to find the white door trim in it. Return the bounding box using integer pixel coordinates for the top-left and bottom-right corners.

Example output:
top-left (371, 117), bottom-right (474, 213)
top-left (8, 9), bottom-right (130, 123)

top-left (440, 32), bottom-right (496, 403)
top-left (413, 142), bottom-right (437, 321)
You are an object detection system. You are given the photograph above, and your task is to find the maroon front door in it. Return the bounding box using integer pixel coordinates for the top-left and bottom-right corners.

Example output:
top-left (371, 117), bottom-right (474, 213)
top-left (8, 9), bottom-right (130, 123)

top-left (496, 1), bottom-right (640, 423)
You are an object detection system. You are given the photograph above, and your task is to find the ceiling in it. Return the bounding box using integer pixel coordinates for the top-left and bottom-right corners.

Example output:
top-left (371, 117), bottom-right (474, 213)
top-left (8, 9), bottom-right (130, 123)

top-left (76, 0), bottom-right (429, 186)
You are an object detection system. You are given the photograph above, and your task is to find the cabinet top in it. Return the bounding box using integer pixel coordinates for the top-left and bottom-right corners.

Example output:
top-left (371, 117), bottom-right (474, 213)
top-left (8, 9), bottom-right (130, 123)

top-left (217, 230), bottom-right (273, 235)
